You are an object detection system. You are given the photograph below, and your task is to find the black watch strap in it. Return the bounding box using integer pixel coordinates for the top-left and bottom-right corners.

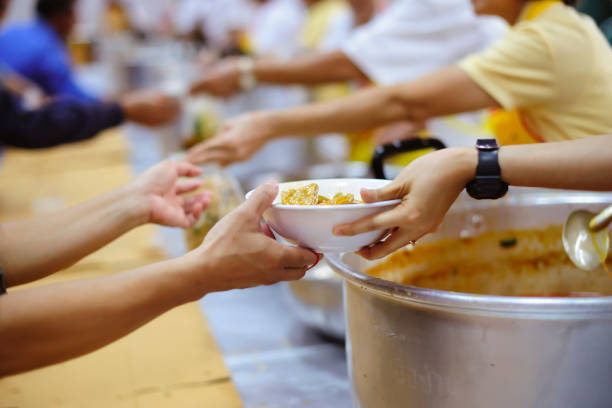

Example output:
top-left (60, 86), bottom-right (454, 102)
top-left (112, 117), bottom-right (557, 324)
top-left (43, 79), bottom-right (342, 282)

top-left (476, 147), bottom-right (503, 178)
top-left (466, 138), bottom-right (508, 200)
top-left (0, 268), bottom-right (6, 295)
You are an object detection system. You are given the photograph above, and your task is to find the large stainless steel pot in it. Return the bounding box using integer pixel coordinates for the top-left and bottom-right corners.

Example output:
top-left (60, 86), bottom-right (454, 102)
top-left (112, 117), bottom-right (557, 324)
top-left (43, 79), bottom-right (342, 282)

top-left (326, 189), bottom-right (612, 408)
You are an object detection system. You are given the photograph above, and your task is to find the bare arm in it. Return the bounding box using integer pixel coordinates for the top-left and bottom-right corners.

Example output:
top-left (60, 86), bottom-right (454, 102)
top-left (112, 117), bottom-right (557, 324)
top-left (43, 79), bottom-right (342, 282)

top-left (0, 161), bottom-right (209, 287)
top-left (188, 66), bottom-right (498, 165)
top-left (0, 187), bottom-right (144, 287)
top-left (189, 50), bottom-right (367, 97)
top-left (254, 50), bottom-right (368, 85)
top-left (0, 258), bottom-right (195, 376)
top-left (335, 136), bottom-right (612, 259)
top-left (499, 137), bottom-right (612, 190)
top-left (0, 183), bottom-right (317, 377)
top-left (263, 66), bottom-right (497, 137)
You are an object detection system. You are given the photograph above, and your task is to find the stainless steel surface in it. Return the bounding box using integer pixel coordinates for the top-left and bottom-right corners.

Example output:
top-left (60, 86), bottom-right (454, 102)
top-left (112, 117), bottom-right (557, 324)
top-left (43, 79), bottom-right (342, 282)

top-left (283, 259), bottom-right (345, 339)
top-left (200, 284), bottom-right (351, 408)
top-left (327, 189), bottom-right (612, 408)
top-left (563, 209), bottom-right (610, 271)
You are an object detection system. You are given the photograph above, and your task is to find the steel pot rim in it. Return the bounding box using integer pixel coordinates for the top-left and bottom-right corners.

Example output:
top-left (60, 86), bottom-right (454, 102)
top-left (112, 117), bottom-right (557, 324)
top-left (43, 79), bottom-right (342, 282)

top-left (326, 253), bottom-right (612, 318)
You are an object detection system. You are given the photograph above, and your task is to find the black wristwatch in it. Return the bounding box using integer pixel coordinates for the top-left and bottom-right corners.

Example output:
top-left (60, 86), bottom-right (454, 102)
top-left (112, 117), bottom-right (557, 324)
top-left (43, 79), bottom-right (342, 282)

top-left (465, 138), bottom-right (508, 200)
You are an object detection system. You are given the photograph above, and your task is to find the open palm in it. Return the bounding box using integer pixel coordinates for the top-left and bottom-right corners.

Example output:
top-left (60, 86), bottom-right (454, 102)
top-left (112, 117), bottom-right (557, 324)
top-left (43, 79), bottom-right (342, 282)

top-left (132, 160), bottom-right (211, 228)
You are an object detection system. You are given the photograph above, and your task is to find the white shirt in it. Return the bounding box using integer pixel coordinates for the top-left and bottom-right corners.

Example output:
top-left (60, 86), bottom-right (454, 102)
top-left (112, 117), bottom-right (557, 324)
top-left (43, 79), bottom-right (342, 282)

top-left (250, 0), bottom-right (307, 57)
top-left (342, 0), bottom-right (507, 85)
top-left (174, 0), bottom-right (254, 48)
top-left (317, 6), bottom-right (355, 51)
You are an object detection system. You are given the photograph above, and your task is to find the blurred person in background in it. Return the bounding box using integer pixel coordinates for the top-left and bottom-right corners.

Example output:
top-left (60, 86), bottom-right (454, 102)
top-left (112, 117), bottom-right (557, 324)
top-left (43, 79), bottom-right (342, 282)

top-left (0, 0), bottom-right (180, 149)
top-left (0, 161), bottom-right (318, 377)
top-left (190, 0), bottom-right (383, 98)
top-left (188, 0), bottom-right (507, 164)
top-left (174, 0), bottom-right (255, 56)
top-left (0, 0), bottom-right (101, 101)
top-left (186, 0), bottom-right (612, 167)
top-left (299, 0), bottom-right (375, 53)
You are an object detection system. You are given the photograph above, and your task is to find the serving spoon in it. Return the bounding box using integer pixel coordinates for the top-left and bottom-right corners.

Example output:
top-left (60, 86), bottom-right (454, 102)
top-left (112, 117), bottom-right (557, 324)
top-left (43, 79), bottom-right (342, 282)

top-left (563, 205), bottom-right (612, 271)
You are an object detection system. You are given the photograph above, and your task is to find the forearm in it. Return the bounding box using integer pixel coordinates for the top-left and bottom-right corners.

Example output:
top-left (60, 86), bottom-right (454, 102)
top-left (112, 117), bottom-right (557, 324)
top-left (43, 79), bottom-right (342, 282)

top-left (0, 185), bottom-right (148, 286)
top-left (258, 66), bottom-right (496, 141)
top-left (259, 83), bottom-right (411, 139)
top-left (499, 136), bottom-right (612, 191)
top-left (449, 135), bottom-right (612, 191)
top-left (0, 257), bottom-right (202, 377)
top-left (0, 90), bottom-right (124, 149)
top-left (254, 50), bottom-right (367, 85)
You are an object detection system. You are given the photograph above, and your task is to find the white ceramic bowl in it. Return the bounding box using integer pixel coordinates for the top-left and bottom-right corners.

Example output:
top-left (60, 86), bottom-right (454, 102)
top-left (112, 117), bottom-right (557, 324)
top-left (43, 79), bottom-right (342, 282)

top-left (246, 179), bottom-right (401, 253)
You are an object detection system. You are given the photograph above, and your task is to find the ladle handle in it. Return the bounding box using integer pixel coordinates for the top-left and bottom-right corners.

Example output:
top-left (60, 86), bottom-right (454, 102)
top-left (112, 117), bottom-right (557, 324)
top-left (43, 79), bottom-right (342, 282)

top-left (589, 205), bottom-right (612, 232)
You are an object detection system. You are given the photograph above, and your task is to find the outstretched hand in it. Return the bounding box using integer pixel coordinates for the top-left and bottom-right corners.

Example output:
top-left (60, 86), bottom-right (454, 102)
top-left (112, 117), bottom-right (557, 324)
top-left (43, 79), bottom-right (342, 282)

top-left (188, 182), bottom-right (319, 293)
top-left (189, 58), bottom-right (241, 98)
top-left (187, 113), bottom-right (270, 166)
top-left (333, 148), bottom-right (477, 259)
top-left (120, 90), bottom-right (181, 127)
top-left (130, 160), bottom-right (211, 228)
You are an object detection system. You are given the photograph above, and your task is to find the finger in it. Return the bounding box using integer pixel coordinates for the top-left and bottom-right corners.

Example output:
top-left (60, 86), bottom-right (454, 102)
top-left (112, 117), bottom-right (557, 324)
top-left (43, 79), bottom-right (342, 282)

top-left (189, 79), bottom-right (209, 95)
top-left (187, 146), bottom-right (233, 165)
top-left (279, 245), bottom-right (319, 269)
top-left (241, 181), bottom-right (279, 218)
top-left (360, 181), bottom-right (405, 203)
top-left (188, 202), bottom-right (204, 222)
top-left (176, 179), bottom-right (203, 195)
top-left (176, 162), bottom-right (203, 178)
top-left (304, 252), bottom-right (322, 271)
top-left (334, 205), bottom-right (404, 236)
top-left (184, 192), bottom-right (211, 215)
top-left (358, 229), bottom-right (414, 260)
top-left (162, 209), bottom-right (191, 229)
top-left (260, 222), bottom-right (275, 239)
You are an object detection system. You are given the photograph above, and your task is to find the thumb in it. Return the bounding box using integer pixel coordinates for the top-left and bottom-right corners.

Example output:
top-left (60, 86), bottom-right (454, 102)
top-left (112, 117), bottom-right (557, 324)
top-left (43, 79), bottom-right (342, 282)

top-left (243, 181), bottom-right (279, 218)
top-left (361, 182), bottom-right (404, 203)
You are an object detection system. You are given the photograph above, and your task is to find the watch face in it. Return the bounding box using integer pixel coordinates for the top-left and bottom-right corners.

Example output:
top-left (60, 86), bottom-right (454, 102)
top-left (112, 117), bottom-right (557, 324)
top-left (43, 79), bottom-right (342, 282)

top-left (476, 138), bottom-right (499, 151)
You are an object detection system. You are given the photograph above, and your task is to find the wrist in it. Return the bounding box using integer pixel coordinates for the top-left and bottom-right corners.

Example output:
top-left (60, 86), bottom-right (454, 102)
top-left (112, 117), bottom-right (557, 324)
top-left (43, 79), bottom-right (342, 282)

top-left (118, 97), bottom-right (134, 121)
top-left (451, 147), bottom-right (478, 184)
top-left (237, 57), bottom-right (257, 91)
top-left (114, 184), bottom-right (151, 228)
top-left (139, 257), bottom-right (209, 307)
top-left (249, 111), bottom-right (278, 142)
top-left (177, 250), bottom-right (214, 301)
top-left (172, 255), bottom-right (211, 303)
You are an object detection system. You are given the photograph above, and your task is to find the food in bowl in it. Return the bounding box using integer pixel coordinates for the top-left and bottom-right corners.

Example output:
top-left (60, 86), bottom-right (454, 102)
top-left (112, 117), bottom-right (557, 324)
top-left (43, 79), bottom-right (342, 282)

top-left (281, 183), bottom-right (363, 205)
top-left (366, 225), bottom-right (612, 296)
top-left (247, 179), bottom-right (401, 253)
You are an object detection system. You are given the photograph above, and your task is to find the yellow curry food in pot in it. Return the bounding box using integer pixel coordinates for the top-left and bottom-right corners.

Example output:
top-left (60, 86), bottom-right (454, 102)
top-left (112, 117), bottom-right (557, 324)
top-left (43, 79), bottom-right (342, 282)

top-left (366, 225), bottom-right (612, 297)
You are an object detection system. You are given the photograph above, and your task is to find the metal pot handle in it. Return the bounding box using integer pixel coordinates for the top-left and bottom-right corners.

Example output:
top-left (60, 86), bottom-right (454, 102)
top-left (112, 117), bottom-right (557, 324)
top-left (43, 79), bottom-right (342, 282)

top-left (371, 138), bottom-right (447, 179)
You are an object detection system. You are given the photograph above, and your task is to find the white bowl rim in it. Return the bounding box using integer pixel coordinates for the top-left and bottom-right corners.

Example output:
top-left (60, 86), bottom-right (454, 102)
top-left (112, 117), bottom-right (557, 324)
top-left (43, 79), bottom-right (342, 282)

top-left (245, 178), bottom-right (402, 210)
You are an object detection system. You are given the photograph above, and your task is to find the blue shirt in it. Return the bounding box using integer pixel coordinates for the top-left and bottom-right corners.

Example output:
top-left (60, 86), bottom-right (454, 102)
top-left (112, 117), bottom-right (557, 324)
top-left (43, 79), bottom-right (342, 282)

top-left (0, 20), bottom-right (97, 102)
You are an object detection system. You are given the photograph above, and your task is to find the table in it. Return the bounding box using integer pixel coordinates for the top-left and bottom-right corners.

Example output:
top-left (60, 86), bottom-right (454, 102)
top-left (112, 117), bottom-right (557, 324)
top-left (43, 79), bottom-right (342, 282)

top-left (0, 130), bottom-right (243, 408)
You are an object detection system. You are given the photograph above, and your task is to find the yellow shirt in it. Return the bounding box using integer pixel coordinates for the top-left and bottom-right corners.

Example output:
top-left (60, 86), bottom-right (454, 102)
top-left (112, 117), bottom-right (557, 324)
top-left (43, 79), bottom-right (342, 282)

top-left (459, 3), bottom-right (612, 142)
